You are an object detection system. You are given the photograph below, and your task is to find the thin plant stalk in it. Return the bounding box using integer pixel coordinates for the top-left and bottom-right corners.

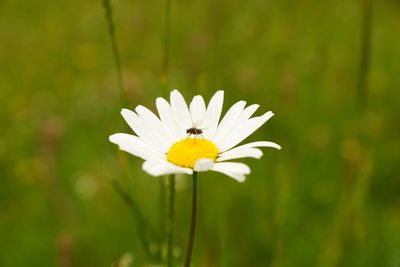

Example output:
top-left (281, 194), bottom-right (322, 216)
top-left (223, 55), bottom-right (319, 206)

top-left (166, 175), bottom-right (176, 267)
top-left (157, 178), bottom-right (166, 262)
top-left (357, 0), bottom-right (373, 107)
top-left (101, 0), bottom-right (126, 106)
top-left (159, 0), bottom-right (173, 262)
top-left (184, 172), bottom-right (198, 267)
top-left (102, 0), bottom-right (155, 260)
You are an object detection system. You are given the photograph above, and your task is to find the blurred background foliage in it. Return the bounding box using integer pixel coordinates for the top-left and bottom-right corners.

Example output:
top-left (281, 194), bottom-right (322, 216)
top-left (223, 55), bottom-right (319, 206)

top-left (1, 0), bottom-right (400, 266)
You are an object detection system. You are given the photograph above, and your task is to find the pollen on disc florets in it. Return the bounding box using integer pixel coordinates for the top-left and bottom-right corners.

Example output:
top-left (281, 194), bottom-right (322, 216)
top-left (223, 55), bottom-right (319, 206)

top-left (167, 138), bottom-right (219, 169)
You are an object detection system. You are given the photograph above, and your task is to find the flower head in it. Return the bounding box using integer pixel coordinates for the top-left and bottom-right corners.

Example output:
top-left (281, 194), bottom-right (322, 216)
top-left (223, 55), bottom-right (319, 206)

top-left (109, 89), bottom-right (281, 182)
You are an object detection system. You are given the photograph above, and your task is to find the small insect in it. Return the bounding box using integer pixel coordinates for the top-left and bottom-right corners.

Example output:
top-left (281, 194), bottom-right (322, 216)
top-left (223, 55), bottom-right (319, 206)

top-left (186, 127), bottom-right (203, 137)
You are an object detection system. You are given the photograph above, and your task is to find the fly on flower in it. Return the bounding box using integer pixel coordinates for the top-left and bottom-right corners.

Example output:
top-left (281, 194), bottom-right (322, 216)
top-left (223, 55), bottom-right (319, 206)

top-left (186, 127), bottom-right (203, 136)
top-left (109, 89), bottom-right (281, 182)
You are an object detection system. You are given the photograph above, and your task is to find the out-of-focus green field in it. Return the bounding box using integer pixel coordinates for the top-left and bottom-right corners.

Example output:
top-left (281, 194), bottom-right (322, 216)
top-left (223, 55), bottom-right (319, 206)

top-left (1, 0), bottom-right (400, 266)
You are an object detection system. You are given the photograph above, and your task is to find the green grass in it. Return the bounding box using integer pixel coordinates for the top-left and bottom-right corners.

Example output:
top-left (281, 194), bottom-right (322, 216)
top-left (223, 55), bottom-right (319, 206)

top-left (1, 0), bottom-right (400, 266)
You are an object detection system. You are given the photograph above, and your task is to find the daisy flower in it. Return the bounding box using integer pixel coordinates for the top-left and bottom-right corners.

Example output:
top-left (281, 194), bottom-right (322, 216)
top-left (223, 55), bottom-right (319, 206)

top-left (109, 89), bottom-right (281, 182)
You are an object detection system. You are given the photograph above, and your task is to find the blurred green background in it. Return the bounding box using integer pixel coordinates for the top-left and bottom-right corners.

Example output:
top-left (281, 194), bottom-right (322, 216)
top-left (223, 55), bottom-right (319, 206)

top-left (1, 0), bottom-right (400, 266)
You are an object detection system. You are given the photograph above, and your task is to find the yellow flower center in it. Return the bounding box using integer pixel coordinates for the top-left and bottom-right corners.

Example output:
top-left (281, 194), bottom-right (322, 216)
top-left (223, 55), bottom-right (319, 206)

top-left (167, 138), bottom-right (219, 169)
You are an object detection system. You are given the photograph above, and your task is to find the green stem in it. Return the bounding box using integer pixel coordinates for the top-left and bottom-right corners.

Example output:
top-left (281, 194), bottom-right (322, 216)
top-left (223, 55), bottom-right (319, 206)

top-left (184, 172), bottom-right (198, 267)
top-left (101, 0), bottom-right (126, 106)
top-left (166, 175), bottom-right (175, 267)
top-left (160, 0), bottom-right (172, 260)
top-left (157, 178), bottom-right (165, 262)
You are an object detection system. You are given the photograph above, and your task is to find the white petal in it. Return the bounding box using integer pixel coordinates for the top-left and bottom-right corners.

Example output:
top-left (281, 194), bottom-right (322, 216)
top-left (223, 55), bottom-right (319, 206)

top-left (217, 148), bottom-right (263, 162)
top-left (189, 95), bottom-right (206, 127)
top-left (203, 90), bottom-right (224, 139)
top-left (211, 162), bottom-right (250, 183)
top-left (240, 104), bottom-right (260, 120)
top-left (217, 140), bottom-right (281, 162)
top-left (215, 104), bottom-right (259, 151)
top-left (220, 172), bottom-right (246, 182)
top-left (109, 133), bottom-right (165, 161)
top-left (211, 100), bottom-right (246, 144)
top-left (170, 89), bottom-right (192, 139)
top-left (194, 158), bottom-right (214, 172)
top-left (213, 162), bottom-right (250, 174)
top-left (226, 141), bottom-right (282, 151)
top-left (135, 105), bottom-right (173, 146)
top-left (121, 109), bottom-right (169, 153)
top-left (142, 161), bottom-right (193, 176)
top-left (218, 111), bottom-right (275, 152)
top-left (156, 97), bottom-right (181, 143)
